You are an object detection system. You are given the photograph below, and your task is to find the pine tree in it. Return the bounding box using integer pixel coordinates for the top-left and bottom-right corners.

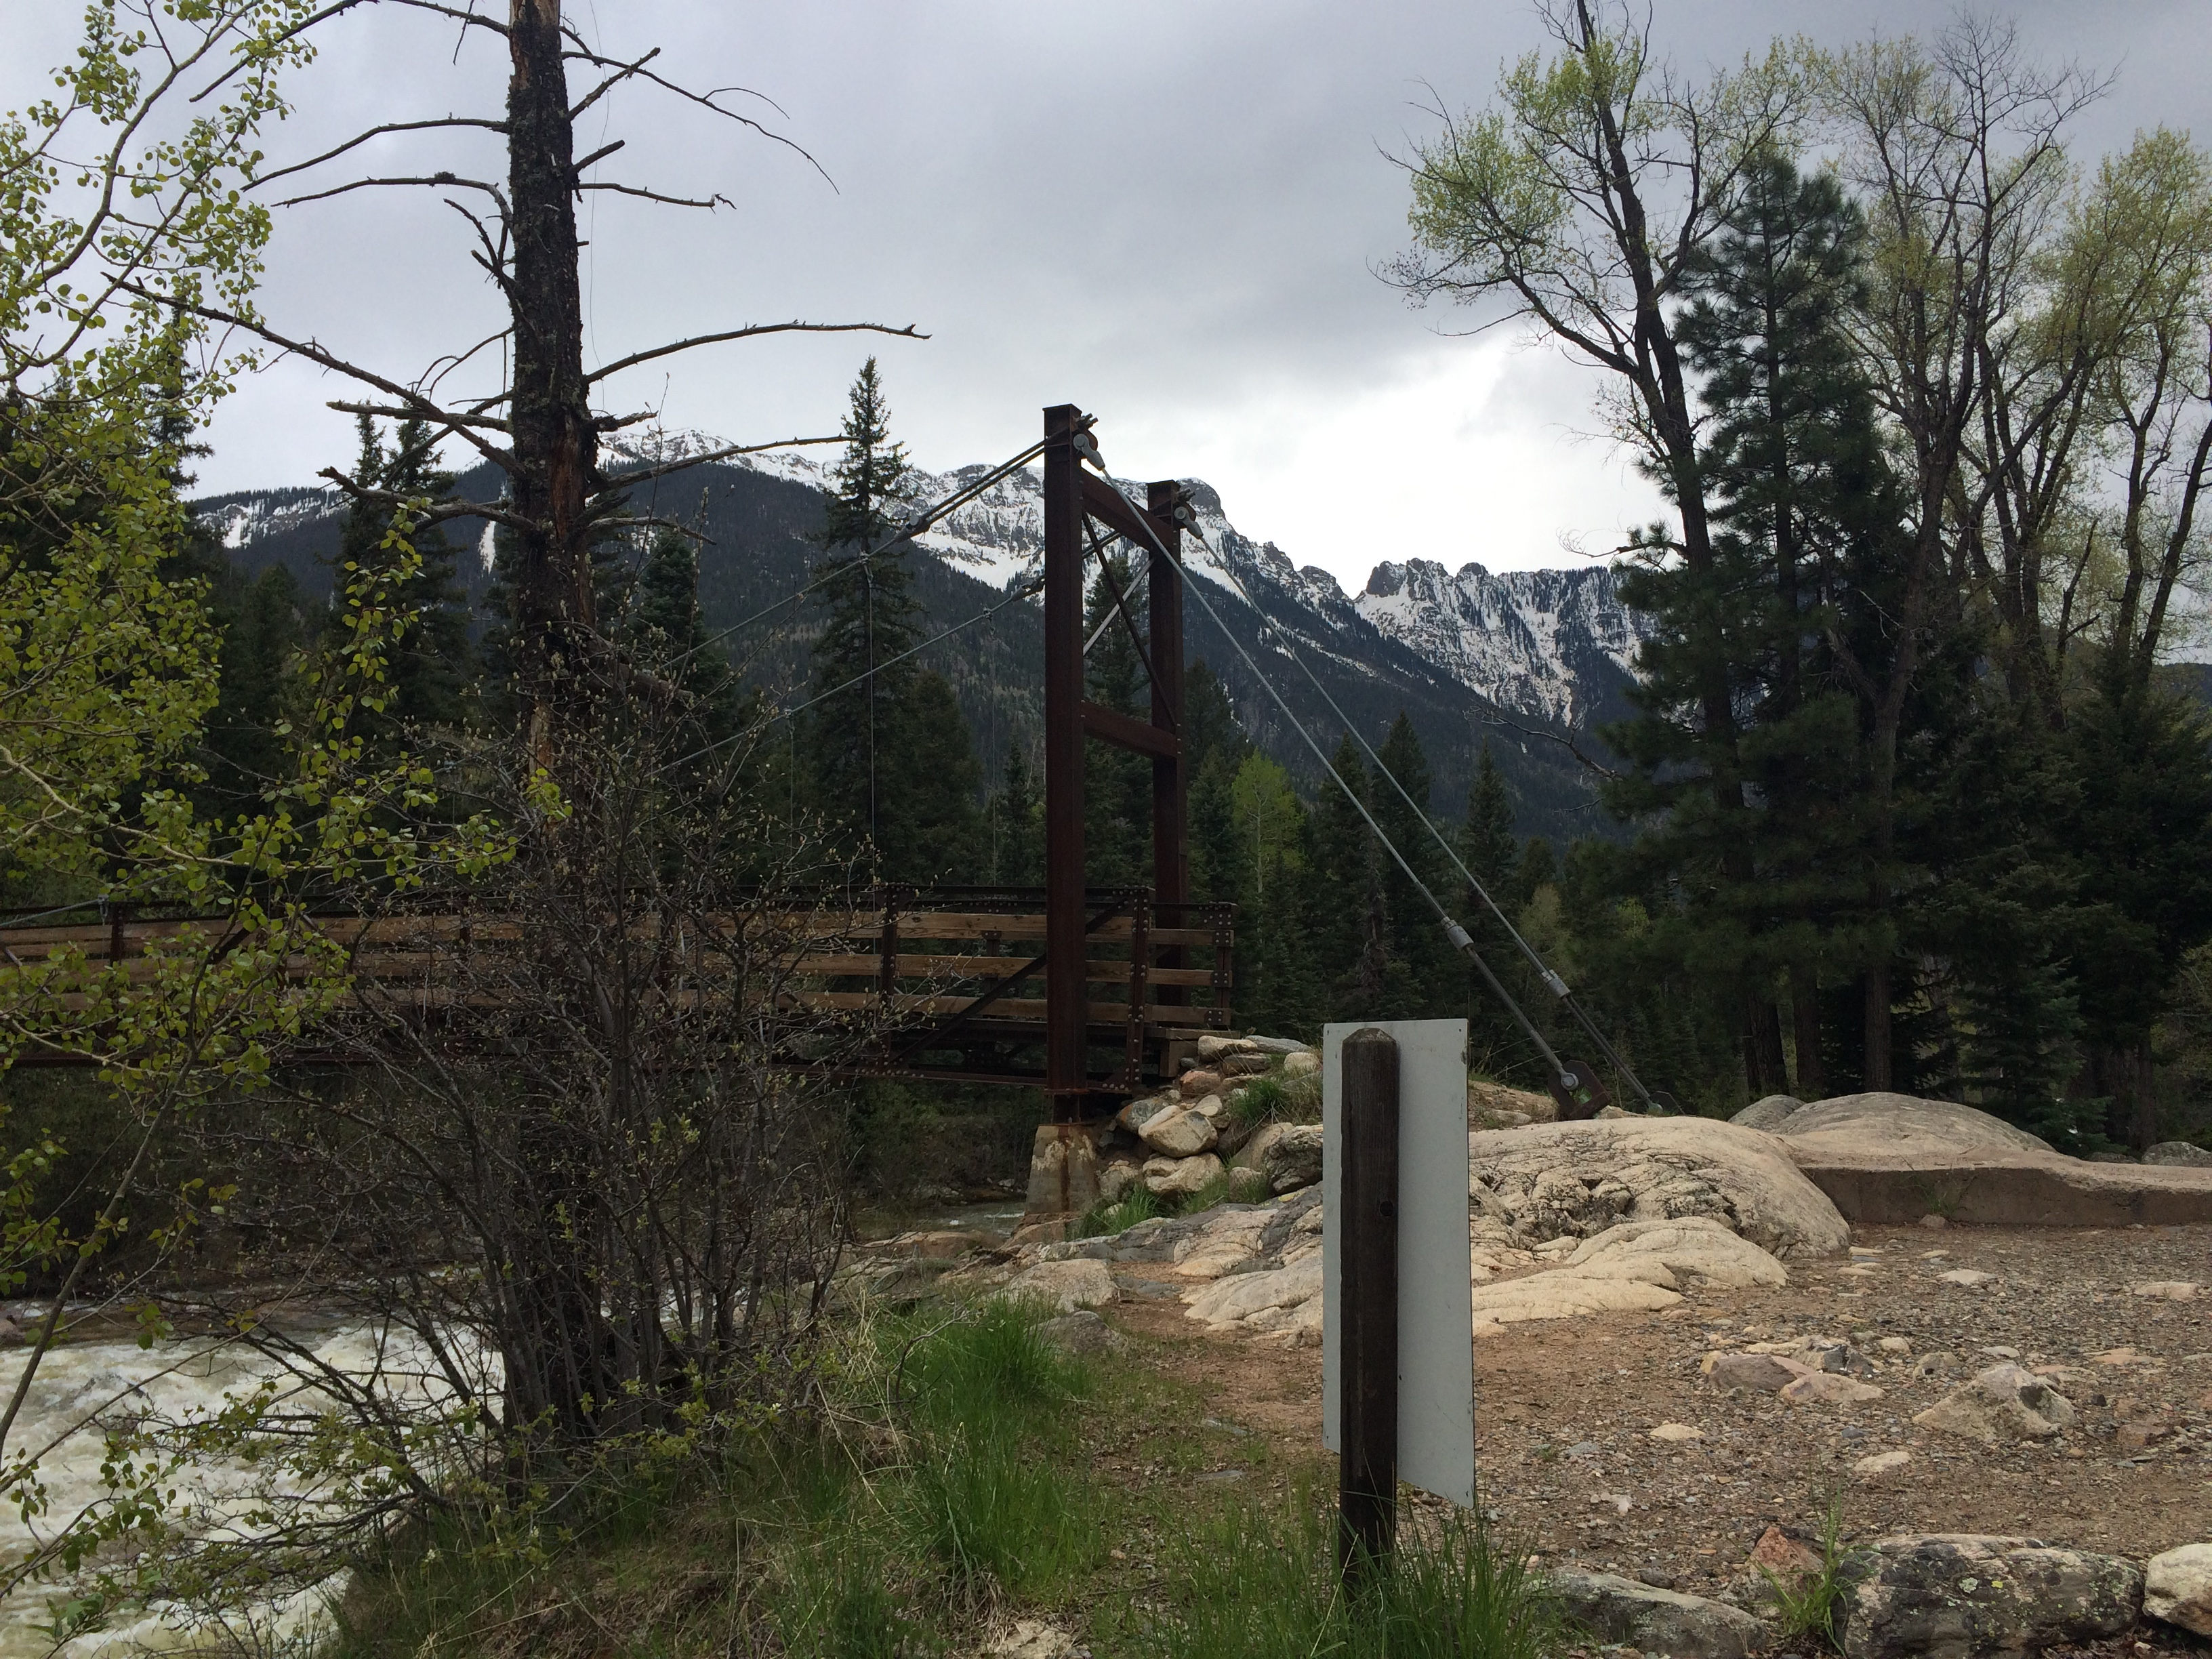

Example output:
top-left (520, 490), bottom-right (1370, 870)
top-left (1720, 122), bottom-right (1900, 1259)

top-left (1080, 550), bottom-right (1151, 886)
top-left (1372, 713), bottom-right (1456, 1015)
top-left (802, 359), bottom-right (982, 881)
top-left (1305, 733), bottom-right (1387, 1021)
top-left (338, 415), bottom-right (475, 747)
top-left (985, 744), bottom-right (1043, 885)
top-left (1609, 148), bottom-right (1902, 1098)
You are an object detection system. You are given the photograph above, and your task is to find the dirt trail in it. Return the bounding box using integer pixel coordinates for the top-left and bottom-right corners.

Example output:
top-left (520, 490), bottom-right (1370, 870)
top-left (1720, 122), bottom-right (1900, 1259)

top-left (1109, 1223), bottom-right (2212, 1597)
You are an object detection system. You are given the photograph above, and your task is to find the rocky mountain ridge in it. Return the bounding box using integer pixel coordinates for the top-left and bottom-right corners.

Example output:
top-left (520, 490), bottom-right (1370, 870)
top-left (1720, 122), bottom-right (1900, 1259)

top-left (190, 445), bottom-right (1646, 840)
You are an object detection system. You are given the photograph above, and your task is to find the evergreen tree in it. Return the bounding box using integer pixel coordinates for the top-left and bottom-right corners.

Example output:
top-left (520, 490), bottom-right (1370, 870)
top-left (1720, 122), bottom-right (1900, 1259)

top-left (984, 744), bottom-right (1043, 885)
top-left (1080, 550), bottom-right (1151, 886)
top-left (1371, 714), bottom-right (1456, 1015)
top-left (1458, 741), bottom-right (1525, 1065)
top-left (1608, 148), bottom-right (1901, 1099)
top-left (802, 359), bottom-right (983, 881)
top-left (337, 415), bottom-right (474, 747)
top-left (197, 562), bottom-right (307, 813)
top-left (1305, 734), bottom-right (1387, 1021)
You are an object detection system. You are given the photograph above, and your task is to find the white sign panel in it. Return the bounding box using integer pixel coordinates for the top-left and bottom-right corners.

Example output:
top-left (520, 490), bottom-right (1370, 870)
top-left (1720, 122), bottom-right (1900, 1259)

top-left (1321, 1018), bottom-right (1475, 1509)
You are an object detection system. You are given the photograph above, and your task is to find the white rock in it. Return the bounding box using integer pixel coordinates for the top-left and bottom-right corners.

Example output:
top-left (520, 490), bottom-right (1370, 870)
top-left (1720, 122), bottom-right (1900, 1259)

top-left (1184, 1255), bottom-right (1322, 1330)
top-left (1171, 1208), bottom-right (1273, 1278)
top-left (1780, 1371), bottom-right (1885, 1406)
top-left (1648, 1422), bottom-right (1704, 1443)
top-left (1912, 1363), bottom-right (2076, 1445)
top-left (2145, 1543), bottom-right (2212, 1637)
top-left (1003, 1258), bottom-right (1115, 1313)
top-left (1938, 1268), bottom-right (1996, 1287)
top-left (1565, 1217), bottom-right (1790, 1289)
top-left (1097, 1162), bottom-right (1141, 1203)
top-left (2131, 1280), bottom-right (2199, 1301)
top-left (1282, 1050), bottom-right (1320, 1079)
top-left (1143, 1152), bottom-right (1224, 1198)
top-left (1470, 1268), bottom-right (1681, 1334)
top-left (1854, 1448), bottom-right (1912, 1477)
top-left (1466, 1117), bottom-right (1849, 1258)
top-left (1138, 1109), bottom-right (1217, 1158)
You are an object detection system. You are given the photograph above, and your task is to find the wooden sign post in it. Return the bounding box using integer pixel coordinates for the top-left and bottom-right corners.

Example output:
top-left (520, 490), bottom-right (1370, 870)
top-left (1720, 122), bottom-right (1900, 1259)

top-left (1322, 1017), bottom-right (1477, 1593)
top-left (1336, 1026), bottom-right (1400, 1584)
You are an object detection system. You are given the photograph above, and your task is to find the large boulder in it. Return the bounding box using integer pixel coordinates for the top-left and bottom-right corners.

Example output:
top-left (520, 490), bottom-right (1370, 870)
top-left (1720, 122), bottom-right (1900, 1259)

top-left (1469, 1216), bottom-right (1791, 1336)
top-left (2144, 1544), bottom-right (2212, 1637)
top-left (1543, 1570), bottom-right (1763, 1659)
top-left (1143, 1152), bottom-right (1224, 1198)
top-left (1137, 1108), bottom-right (1217, 1158)
top-left (2145, 1141), bottom-right (2212, 1168)
top-left (1003, 1258), bottom-right (1115, 1313)
top-left (1467, 1116), bottom-right (1849, 1258)
top-left (1833, 1535), bottom-right (2142, 1659)
top-left (1732, 1093), bottom-right (1804, 1131)
top-left (1912, 1363), bottom-right (2076, 1446)
top-left (1563, 1216), bottom-right (1790, 1288)
top-left (1773, 1093), bottom-right (2212, 1225)
top-left (1231, 1122), bottom-right (1322, 1193)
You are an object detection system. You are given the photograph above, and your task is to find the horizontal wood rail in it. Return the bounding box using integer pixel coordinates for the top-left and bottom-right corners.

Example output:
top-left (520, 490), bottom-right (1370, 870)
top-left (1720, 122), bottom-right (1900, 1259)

top-left (0, 886), bottom-right (1234, 1088)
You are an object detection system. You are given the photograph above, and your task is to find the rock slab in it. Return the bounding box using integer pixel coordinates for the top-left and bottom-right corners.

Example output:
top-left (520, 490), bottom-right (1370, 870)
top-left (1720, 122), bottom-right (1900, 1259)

top-left (2144, 1544), bottom-right (2212, 1637)
top-left (1544, 1569), bottom-right (1764, 1659)
top-left (1912, 1364), bottom-right (2076, 1445)
top-left (1835, 1534), bottom-right (2142, 1659)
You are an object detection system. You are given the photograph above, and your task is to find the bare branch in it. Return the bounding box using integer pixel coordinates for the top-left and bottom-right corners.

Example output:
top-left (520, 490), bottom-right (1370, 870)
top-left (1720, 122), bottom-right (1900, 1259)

top-left (272, 173), bottom-right (508, 209)
top-left (117, 281), bottom-right (516, 472)
top-left (328, 400), bottom-right (511, 433)
top-left (588, 322), bottom-right (927, 386)
top-left (1478, 711), bottom-right (1621, 780)
top-left (249, 119), bottom-right (508, 191)
top-left (577, 181), bottom-right (733, 211)
top-left (556, 38), bottom-right (834, 188)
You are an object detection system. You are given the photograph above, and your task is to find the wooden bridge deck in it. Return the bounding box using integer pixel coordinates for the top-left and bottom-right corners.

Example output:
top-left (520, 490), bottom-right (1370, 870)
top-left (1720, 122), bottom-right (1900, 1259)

top-left (0, 887), bottom-right (1232, 1092)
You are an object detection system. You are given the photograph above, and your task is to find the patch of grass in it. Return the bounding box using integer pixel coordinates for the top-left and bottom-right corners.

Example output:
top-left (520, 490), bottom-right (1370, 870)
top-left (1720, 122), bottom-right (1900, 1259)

top-left (907, 1433), bottom-right (1095, 1597)
top-left (1231, 1075), bottom-right (1288, 1127)
top-left (1077, 1181), bottom-right (1161, 1237)
top-left (1147, 1485), bottom-right (1556, 1659)
top-left (1760, 1496), bottom-right (1854, 1652)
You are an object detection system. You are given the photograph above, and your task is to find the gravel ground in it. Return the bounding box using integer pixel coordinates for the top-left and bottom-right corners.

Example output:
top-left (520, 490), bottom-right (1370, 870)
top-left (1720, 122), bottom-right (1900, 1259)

top-left (1107, 1222), bottom-right (2212, 1603)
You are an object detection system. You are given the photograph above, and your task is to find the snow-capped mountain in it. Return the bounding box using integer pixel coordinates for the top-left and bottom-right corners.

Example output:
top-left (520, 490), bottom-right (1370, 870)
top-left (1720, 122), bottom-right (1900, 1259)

top-left (709, 451), bottom-right (1643, 732)
top-left (192, 443), bottom-right (1648, 839)
top-left (1355, 559), bottom-right (1645, 729)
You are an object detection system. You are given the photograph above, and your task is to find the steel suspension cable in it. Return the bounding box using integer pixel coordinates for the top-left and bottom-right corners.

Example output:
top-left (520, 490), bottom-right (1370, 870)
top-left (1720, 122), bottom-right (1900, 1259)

top-left (1081, 467), bottom-right (1584, 1093)
top-left (1174, 527), bottom-right (1660, 1110)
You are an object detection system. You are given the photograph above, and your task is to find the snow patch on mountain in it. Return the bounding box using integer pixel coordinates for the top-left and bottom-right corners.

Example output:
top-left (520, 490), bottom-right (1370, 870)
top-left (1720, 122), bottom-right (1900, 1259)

top-left (199, 486), bottom-right (340, 551)
top-left (1356, 558), bottom-right (1646, 726)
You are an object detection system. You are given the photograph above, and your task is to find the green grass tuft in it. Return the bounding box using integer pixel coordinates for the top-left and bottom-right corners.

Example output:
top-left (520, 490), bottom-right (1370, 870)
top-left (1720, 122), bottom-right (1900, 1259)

top-left (1759, 1496), bottom-right (1854, 1652)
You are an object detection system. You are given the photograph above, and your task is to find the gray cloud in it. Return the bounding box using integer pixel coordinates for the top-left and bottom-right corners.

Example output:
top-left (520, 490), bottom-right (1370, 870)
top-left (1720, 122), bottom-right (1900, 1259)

top-left (12, 1), bottom-right (2203, 579)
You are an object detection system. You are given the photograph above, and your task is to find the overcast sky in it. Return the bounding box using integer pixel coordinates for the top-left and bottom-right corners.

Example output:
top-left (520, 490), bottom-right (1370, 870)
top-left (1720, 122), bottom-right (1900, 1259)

top-left (11, 1), bottom-right (2206, 583)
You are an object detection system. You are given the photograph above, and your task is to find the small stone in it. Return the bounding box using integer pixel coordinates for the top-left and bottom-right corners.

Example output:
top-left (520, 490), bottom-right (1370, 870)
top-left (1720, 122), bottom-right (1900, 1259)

top-left (1115, 1096), bottom-right (1176, 1134)
top-left (1700, 1351), bottom-right (1811, 1393)
top-left (1919, 1213), bottom-right (1947, 1229)
top-left (1938, 1268), bottom-right (1996, 1287)
top-left (1282, 1049), bottom-right (1320, 1079)
top-left (1853, 1448), bottom-right (1912, 1477)
top-left (1003, 1258), bottom-right (1115, 1313)
top-left (2131, 1281), bottom-right (2200, 1301)
top-left (2144, 1543), bottom-right (2212, 1636)
top-left (1179, 1068), bottom-right (1222, 1099)
top-left (1038, 1309), bottom-right (1125, 1356)
top-left (1218, 1051), bottom-right (1271, 1078)
top-left (1096, 1161), bottom-right (1141, 1203)
top-left (1779, 1370), bottom-right (1885, 1406)
top-left (1636, 1567), bottom-right (1679, 1590)
top-left (982, 1618), bottom-right (1077, 1658)
top-left (1879, 1336), bottom-right (1912, 1353)
top-left (1749, 1525), bottom-right (1823, 1577)
top-left (1565, 1441), bottom-right (1601, 1458)
top-left (1648, 1422), bottom-right (1704, 1443)
top-left (2114, 1419), bottom-right (2175, 1452)
top-left (1912, 1350), bottom-right (1961, 1379)
top-left (1980, 1345), bottom-right (2020, 1359)
top-left (1195, 1033), bottom-right (1262, 1063)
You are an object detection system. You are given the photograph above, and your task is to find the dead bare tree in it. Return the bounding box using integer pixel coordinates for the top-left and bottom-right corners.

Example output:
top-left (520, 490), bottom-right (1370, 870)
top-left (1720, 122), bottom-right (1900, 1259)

top-left (142, 0), bottom-right (921, 760)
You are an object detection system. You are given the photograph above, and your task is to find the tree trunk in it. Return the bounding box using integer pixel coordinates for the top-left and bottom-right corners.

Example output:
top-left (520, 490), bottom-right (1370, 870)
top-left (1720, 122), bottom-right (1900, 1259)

top-left (506, 0), bottom-right (598, 756)
top-left (1789, 964), bottom-right (1826, 1099)
top-left (1862, 961), bottom-right (1893, 1091)
top-left (1742, 994), bottom-right (1788, 1099)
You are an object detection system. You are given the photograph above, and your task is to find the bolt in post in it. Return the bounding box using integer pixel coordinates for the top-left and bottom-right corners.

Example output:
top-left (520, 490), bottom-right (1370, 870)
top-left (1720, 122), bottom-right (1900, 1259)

top-left (1338, 1025), bottom-right (1399, 1591)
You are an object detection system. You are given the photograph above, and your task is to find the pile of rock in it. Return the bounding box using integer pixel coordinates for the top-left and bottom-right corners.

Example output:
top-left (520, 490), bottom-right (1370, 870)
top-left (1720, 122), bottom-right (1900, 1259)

top-left (1092, 1033), bottom-right (1322, 1207)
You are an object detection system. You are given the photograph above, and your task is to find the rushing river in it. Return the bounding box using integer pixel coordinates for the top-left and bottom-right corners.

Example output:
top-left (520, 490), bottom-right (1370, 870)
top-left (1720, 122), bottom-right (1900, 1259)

top-left (0, 1320), bottom-right (477, 1658)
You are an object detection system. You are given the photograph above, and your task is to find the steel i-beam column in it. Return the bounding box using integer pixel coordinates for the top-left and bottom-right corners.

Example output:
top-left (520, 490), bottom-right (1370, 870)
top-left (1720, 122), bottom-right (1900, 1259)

top-left (1042, 405), bottom-right (1088, 1113)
